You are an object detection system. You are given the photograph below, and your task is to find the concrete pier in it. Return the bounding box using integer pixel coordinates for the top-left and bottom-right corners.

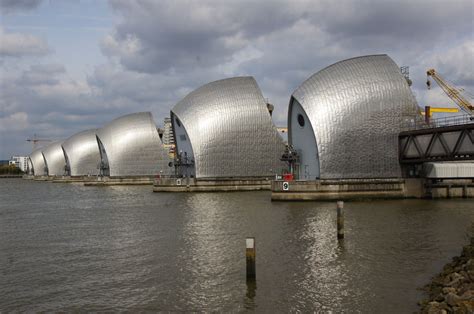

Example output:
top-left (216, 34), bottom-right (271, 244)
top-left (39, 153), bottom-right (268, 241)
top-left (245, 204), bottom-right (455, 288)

top-left (32, 176), bottom-right (50, 181)
top-left (271, 178), bottom-right (474, 201)
top-left (23, 174), bottom-right (474, 198)
top-left (272, 179), bottom-right (406, 201)
top-left (153, 177), bottom-right (271, 192)
top-left (23, 175), bottom-right (154, 186)
top-left (84, 177), bottom-right (154, 186)
top-left (424, 179), bottom-right (474, 199)
top-left (51, 176), bottom-right (95, 183)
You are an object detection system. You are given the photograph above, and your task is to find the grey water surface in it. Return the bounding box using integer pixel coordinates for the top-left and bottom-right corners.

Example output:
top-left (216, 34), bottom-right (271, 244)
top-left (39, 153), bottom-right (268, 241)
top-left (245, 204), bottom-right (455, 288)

top-left (0, 179), bottom-right (473, 312)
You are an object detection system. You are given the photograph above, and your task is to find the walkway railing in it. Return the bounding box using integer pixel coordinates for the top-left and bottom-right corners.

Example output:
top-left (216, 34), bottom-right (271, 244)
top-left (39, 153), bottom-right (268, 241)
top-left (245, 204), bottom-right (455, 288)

top-left (402, 114), bottom-right (474, 131)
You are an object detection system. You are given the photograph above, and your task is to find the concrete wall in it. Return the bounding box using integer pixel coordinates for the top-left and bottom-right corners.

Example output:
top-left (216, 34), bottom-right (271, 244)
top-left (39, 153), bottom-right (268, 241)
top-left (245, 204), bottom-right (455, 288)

top-left (271, 178), bottom-right (474, 201)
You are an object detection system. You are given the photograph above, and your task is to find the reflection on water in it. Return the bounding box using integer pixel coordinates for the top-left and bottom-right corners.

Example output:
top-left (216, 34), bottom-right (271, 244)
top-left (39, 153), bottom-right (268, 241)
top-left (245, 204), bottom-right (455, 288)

top-left (0, 179), bottom-right (473, 312)
top-left (245, 279), bottom-right (256, 310)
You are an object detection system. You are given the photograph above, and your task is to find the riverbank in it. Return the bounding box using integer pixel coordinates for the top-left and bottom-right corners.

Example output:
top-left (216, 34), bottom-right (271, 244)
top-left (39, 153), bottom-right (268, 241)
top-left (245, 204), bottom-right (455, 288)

top-left (0, 175), bottom-right (23, 178)
top-left (419, 237), bottom-right (474, 313)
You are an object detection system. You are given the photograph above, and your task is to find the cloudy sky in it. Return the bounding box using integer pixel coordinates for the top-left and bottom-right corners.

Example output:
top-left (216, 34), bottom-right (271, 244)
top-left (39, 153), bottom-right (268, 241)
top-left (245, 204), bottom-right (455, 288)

top-left (1, 0), bottom-right (473, 159)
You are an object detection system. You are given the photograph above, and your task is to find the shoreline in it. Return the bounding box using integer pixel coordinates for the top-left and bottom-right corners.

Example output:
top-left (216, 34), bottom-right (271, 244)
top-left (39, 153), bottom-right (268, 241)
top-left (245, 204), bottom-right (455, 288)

top-left (419, 237), bottom-right (474, 313)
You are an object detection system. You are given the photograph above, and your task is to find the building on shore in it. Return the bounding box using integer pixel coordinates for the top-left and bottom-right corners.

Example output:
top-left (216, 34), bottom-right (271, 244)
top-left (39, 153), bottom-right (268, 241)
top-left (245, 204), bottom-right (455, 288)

top-left (170, 76), bottom-right (285, 179)
top-left (288, 54), bottom-right (419, 180)
top-left (9, 156), bottom-right (29, 172)
top-left (96, 112), bottom-right (172, 177)
top-left (42, 141), bottom-right (66, 176)
top-left (61, 129), bottom-right (101, 177)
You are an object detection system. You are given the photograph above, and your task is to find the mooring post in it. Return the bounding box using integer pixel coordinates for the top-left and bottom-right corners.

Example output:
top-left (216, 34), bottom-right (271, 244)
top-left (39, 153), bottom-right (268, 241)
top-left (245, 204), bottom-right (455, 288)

top-left (337, 201), bottom-right (344, 239)
top-left (246, 237), bottom-right (256, 279)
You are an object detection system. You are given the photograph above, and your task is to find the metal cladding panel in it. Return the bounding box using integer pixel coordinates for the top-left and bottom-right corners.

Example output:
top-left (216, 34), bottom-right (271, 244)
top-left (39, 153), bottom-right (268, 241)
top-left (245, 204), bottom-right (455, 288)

top-left (62, 129), bottom-right (101, 176)
top-left (96, 112), bottom-right (171, 177)
top-left (171, 76), bottom-right (286, 178)
top-left (29, 148), bottom-right (46, 176)
top-left (290, 54), bottom-right (419, 179)
top-left (27, 158), bottom-right (33, 174)
top-left (42, 141), bottom-right (66, 176)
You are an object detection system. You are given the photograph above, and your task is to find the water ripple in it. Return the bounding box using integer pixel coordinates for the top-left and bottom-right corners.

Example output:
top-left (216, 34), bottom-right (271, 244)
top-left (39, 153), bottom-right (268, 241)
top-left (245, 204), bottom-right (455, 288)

top-left (0, 180), bottom-right (473, 312)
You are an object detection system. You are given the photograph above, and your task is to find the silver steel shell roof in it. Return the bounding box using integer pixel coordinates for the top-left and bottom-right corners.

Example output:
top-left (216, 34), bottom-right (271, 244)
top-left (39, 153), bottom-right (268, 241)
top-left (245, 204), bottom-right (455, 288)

top-left (62, 129), bottom-right (101, 176)
top-left (27, 158), bottom-right (33, 175)
top-left (290, 54), bottom-right (419, 179)
top-left (96, 112), bottom-right (171, 177)
top-left (42, 141), bottom-right (66, 176)
top-left (171, 76), bottom-right (285, 178)
top-left (29, 148), bottom-right (46, 176)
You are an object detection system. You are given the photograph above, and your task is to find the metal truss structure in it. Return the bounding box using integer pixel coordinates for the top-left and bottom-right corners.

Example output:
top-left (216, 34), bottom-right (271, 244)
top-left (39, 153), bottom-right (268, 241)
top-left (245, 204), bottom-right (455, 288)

top-left (399, 123), bottom-right (474, 163)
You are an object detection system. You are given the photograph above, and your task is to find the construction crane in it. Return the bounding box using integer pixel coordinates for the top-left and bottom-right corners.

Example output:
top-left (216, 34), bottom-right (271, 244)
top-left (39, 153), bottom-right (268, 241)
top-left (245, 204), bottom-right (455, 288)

top-left (26, 134), bottom-right (52, 151)
top-left (421, 106), bottom-right (459, 117)
top-left (421, 106), bottom-right (460, 124)
top-left (426, 68), bottom-right (474, 116)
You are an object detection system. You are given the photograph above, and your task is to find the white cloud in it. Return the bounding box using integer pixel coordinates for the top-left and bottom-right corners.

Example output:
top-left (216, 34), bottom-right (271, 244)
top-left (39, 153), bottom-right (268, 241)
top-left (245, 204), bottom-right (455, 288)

top-left (100, 32), bottom-right (141, 58)
top-left (429, 41), bottom-right (474, 86)
top-left (0, 112), bottom-right (29, 131)
top-left (0, 27), bottom-right (50, 57)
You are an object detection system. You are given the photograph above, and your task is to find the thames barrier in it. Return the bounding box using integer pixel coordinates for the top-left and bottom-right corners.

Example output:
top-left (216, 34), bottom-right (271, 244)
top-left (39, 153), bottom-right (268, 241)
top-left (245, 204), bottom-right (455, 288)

top-left (23, 55), bottom-right (473, 200)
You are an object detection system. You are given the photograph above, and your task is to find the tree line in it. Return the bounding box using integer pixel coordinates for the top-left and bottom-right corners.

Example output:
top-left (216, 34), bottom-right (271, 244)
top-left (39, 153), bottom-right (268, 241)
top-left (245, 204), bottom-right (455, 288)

top-left (0, 165), bottom-right (24, 175)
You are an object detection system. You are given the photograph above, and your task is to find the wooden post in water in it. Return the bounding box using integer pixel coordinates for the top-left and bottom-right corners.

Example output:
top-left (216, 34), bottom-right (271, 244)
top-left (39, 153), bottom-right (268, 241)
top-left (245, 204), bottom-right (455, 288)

top-left (246, 237), bottom-right (256, 279)
top-left (337, 201), bottom-right (344, 239)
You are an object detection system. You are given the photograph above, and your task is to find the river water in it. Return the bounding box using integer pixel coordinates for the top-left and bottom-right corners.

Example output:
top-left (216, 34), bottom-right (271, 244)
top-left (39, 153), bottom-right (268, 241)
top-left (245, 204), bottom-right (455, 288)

top-left (0, 179), bottom-right (473, 312)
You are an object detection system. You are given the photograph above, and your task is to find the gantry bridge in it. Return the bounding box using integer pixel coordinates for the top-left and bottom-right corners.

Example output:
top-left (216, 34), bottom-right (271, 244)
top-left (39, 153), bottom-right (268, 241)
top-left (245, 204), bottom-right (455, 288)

top-left (399, 115), bottom-right (474, 164)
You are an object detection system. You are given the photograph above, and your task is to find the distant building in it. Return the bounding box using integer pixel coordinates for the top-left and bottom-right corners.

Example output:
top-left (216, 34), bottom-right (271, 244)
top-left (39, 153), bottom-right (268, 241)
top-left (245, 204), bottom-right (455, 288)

top-left (9, 156), bottom-right (28, 172)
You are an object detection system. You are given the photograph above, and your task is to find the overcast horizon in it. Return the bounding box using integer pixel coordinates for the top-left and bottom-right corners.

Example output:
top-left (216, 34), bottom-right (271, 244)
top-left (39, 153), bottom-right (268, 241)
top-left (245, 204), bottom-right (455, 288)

top-left (1, 0), bottom-right (473, 159)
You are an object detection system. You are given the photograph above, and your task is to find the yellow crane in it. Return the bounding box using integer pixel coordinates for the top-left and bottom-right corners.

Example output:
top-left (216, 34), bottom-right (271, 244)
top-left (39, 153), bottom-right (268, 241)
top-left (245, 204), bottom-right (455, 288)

top-left (426, 68), bottom-right (473, 116)
top-left (421, 106), bottom-right (459, 117)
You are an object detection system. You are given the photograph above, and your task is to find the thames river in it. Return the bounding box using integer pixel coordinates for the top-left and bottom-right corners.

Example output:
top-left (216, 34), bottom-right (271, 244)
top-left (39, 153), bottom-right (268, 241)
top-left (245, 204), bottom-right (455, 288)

top-left (0, 179), bottom-right (473, 312)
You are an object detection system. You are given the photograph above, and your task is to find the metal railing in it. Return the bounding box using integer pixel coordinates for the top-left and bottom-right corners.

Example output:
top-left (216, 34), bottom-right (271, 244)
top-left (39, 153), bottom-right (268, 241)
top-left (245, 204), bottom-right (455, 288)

top-left (402, 114), bottom-right (474, 131)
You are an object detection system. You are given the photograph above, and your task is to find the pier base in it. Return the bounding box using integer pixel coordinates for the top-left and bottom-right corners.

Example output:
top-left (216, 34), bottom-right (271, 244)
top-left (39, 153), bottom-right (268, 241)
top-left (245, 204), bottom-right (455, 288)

top-left (272, 179), bottom-right (405, 201)
top-left (153, 177), bottom-right (271, 192)
top-left (84, 177), bottom-right (154, 186)
top-left (23, 175), bottom-right (154, 185)
top-left (424, 179), bottom-right (474, 199)
top-left (271, 178), bottom-right (474, 201)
